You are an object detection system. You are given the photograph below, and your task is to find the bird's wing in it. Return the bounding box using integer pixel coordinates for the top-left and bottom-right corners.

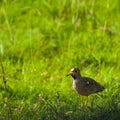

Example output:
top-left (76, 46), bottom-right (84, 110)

top-left (81, 77), bottom-right (104, 93)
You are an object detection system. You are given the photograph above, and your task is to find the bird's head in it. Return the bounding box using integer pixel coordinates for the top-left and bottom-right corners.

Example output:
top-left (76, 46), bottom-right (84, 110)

top-left (67, 68), bottom-right (81, 79)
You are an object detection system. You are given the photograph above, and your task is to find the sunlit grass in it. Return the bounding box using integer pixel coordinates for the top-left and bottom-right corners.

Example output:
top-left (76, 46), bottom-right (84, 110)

top-left (0, 0), bottom-right (120, 120)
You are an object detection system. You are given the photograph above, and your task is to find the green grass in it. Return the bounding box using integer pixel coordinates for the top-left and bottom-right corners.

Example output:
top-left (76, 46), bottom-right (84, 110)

top-left (0, 0), bottom-right (120, 120)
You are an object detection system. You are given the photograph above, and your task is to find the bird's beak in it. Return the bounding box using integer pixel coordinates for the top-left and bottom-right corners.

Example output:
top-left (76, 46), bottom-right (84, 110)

top-left (67, 71), bottom-right (74, 76)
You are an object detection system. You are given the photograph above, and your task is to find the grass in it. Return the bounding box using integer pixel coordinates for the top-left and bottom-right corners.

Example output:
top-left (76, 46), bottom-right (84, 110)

top-left (0, 0), bottom-right (120, 119)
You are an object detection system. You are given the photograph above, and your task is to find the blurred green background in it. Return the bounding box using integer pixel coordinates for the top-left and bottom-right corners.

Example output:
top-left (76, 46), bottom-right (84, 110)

top-left (0, 0), bottom-right (120, 120)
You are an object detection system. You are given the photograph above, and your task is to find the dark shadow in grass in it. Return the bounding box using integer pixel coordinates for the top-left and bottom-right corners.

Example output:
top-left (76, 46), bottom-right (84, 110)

top-left (1, 78), bottom-right (119, 120)
top-left (33, 94), bottom-right (120, 120)
top-left (0, 90), bottom-right (120, 120)
top-left (21, 94), bottom-right (119, 120)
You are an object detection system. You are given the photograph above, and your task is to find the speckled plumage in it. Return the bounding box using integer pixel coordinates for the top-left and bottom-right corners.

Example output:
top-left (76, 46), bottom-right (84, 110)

top-left (67, 68), bottom-right (104, 96)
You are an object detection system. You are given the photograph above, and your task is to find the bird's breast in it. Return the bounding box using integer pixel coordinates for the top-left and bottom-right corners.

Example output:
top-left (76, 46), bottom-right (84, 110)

top-left (72, 79), bottom-right (89, 96)
top-left (72, 80), bottom-right (79, 90)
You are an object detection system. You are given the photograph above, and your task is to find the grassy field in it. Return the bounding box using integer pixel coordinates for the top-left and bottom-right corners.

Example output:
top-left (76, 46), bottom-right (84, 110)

top-left (0, 0), bottom-right (120, 120)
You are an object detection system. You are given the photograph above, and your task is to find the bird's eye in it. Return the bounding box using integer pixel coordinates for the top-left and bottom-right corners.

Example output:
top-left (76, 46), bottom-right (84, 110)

top-left (74, 70), bottom-right (77, 72)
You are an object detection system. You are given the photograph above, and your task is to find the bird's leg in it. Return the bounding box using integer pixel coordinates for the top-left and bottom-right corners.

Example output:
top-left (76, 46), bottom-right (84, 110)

top-left (84, 96), bottom-right (88, 110)
top-left (80, 96), bottom-right (87, 110)
top-left (80, 96), bottom-right (83, 108)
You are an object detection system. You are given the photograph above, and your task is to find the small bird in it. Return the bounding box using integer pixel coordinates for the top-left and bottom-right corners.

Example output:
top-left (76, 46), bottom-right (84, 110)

top-left (67, 68), bottom-right (104, 109)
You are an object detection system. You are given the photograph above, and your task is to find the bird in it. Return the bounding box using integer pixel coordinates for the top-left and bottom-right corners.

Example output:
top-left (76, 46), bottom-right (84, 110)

top-left (67, 68), bottom-right (104, 109)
